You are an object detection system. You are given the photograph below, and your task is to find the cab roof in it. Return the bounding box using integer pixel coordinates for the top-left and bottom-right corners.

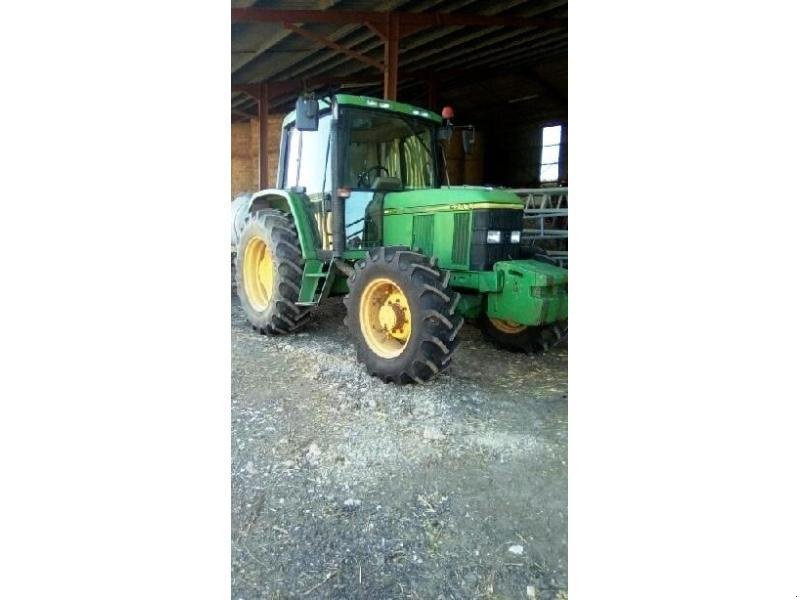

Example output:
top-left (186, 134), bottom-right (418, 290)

top-left (281, 94), bottom-right (442, 129)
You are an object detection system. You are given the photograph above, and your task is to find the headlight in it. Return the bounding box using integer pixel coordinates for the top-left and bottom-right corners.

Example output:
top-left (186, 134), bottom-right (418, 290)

top-left (487, 230), bottom-right (502, 244)
top-left (510, 231), bottom-right (521, 243)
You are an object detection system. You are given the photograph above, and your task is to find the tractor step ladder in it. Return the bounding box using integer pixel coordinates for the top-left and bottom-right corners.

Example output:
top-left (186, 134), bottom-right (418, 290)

top-left (296, 259), bottom-right (336, 306)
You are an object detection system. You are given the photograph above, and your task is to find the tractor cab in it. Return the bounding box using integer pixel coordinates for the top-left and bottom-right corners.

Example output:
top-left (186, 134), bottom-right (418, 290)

top-left (277, 94), bottom-right (441, 253)
top-left (339, 104), bottom-right (437, 250)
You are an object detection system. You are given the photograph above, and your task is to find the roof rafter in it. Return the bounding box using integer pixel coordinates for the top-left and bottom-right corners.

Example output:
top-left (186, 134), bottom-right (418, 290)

top-left (232, 0), bottom-right (347, 74)
top-left (231, 8), bottom-right (566, 31)
top-left (275, 0), bottom-right (490, 82)
top-left (291, 0), bottom-right (560, 83)
top-left (235, 0), bottom-right (424, 84)
top-left (282, 22), bottom-right (384, 71)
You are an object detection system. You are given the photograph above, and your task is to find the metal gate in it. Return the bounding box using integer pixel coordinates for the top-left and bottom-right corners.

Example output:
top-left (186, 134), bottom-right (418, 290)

top-left (513, 187), bottom-right (568, 268)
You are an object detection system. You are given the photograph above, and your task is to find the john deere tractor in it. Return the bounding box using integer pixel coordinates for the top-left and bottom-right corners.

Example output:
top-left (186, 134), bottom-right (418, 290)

top-left (234, 93), bottom-right (567, 384)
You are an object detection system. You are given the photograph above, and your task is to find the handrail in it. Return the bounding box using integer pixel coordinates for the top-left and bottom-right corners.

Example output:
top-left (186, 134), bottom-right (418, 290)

top-left (510, 187), bottom-right (568, 268)
top-left (512, 187), bottom-right (568, 194)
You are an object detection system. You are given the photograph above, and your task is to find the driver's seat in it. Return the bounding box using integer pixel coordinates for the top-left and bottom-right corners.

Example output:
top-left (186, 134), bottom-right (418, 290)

top-left (363, 178), bottom-right (401, 246)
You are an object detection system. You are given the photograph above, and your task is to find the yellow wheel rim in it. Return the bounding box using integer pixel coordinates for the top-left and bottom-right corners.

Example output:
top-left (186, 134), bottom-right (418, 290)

top-left (489, 318), bottom-right (527, 334)
top-left (359, 277), bottom-right (412, 358)
top-left (242, 236), bottom-right (274, 312)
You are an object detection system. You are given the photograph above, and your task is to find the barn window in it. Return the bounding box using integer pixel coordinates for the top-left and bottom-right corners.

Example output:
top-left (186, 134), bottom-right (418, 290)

top-left (539, 125), bottom-right (562, 183)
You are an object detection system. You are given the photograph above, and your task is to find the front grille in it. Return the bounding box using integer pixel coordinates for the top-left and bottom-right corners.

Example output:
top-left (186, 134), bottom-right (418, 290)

top-left (469, 209), bottom-right (524, 270)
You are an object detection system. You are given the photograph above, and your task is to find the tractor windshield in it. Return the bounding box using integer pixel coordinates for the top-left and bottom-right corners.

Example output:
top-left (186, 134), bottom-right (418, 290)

top-left (338, 107), bottom-right (437, 191)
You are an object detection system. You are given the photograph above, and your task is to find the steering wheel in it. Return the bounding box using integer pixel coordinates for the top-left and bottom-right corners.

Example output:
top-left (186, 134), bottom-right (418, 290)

top-left (357, 165), bottom-right (390, 188)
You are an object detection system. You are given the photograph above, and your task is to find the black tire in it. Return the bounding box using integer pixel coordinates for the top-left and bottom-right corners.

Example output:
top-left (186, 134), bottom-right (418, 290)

top-left (235, 209), bottom-right (311, 334)
top-left (479, 314), bottom-right (567, 354)
top-left (343, 247), bottom-right (464, 384)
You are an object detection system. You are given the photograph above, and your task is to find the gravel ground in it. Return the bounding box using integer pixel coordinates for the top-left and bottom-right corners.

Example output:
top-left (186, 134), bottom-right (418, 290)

top-left (232, 289), bottom-right (568, 600)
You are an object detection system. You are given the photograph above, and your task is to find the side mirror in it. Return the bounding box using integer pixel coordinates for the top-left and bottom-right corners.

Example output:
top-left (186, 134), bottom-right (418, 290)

top-left (295, 95), bottom-right (319, 131)
top-left (462, 127), bottom-right (476, 155)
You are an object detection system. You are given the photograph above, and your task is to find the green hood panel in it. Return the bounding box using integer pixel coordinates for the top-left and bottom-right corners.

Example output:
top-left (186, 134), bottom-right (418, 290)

top-left (384, 186), bottom-right (523, 213)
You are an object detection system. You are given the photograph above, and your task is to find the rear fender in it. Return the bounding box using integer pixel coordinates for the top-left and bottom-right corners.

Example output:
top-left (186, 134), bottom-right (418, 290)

top-left (245, 189), bottom-right (321, 259)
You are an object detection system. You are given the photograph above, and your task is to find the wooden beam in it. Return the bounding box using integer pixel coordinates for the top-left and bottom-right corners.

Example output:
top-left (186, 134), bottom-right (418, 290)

top-left (426, 77), bottom-right (438, 111)
top-left (399, 11), bottom-right (564, 29)
top-left (282, 22), bottom-right (384, 71)
top-left (465, 40), bottom-right (568, 72)
top-left (232, 108), bottom-right (257, 120)
top-left (383, 13), bottom-right (400, 100)
top-left (233, 73), bottom-right (386, 108)
top-left (521, 69), bottom-right (567, 108)
top-left (282, 2), bottom-right (555, 84)
top-left (234, 8), bottom-right (381, 24)
top-left (364, 20), bottom-right (388, 42)
top-left (233, 65), bottom-right (559, 115)
top-left (258, 83), bottom-right (269, 190)
top-left (232, 55), bottom-right (568, 118)
top-left (232, 0), bottom-right (347, 75)
top-left (398, 26), bottom-right (562, 73)
top-left (231, 83), bottom-right (260, 98)
top-left (253, 0), bottom-right (434, 84)
top-left (399, 22), bottom-right (428, 38)
top-left (235, 73), bottom-right (386, 112)
top-left (232, 8), bottom-right (566, 32)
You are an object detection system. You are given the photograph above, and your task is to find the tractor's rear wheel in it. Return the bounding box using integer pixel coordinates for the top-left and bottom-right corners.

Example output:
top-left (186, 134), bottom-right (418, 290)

top-left (343, 247), bottom-right (463, 384)
top-left (479, 314), bottom-right (567, 354)
top-left (235, 209), bottom-right (310, 334)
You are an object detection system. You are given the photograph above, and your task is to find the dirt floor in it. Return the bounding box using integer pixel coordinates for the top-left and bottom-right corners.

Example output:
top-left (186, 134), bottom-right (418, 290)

top-left (231, 290), bottom-right (568, 600)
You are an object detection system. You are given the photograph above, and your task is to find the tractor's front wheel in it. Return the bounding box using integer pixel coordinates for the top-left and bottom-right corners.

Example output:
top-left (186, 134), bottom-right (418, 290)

top-left (343, 247), bottom-right (463, 384)
top-left (479, 314), bottom-right (567, 354)
top-left (235, 209), bottom-right (310, 334)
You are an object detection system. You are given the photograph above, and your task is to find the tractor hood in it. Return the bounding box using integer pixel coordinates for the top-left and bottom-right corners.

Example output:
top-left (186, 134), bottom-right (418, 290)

top-left (383, 186), bottom-right (523, 215)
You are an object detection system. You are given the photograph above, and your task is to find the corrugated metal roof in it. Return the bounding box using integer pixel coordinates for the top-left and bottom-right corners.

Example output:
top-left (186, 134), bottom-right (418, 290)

top-left (232, 0), bottom-right (567, 120)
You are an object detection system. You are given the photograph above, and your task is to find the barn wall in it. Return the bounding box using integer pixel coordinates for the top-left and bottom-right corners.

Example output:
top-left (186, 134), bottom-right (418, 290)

top-left (231, 120), bottom-right (259, 198)
top-left (231, 115), bottom-right (285, 198)
top-left (442, 58), bottom-right (568, 189)
top-left (230, 112), bottom-right (568, 195)
top-left (484, 118), bottom-right (568, 188)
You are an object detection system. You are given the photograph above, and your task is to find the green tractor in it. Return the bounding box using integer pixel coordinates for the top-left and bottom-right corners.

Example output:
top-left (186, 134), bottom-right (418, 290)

top-left (234, 93), bottom-right (567, 384)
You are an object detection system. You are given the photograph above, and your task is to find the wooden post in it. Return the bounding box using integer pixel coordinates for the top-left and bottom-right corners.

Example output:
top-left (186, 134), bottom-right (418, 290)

top-left (426, 78), bottom-right (438, 111)
top-left (259, 82), bottom-right (269, 189)
top-left (383, 13), bottom-right (400, 100)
